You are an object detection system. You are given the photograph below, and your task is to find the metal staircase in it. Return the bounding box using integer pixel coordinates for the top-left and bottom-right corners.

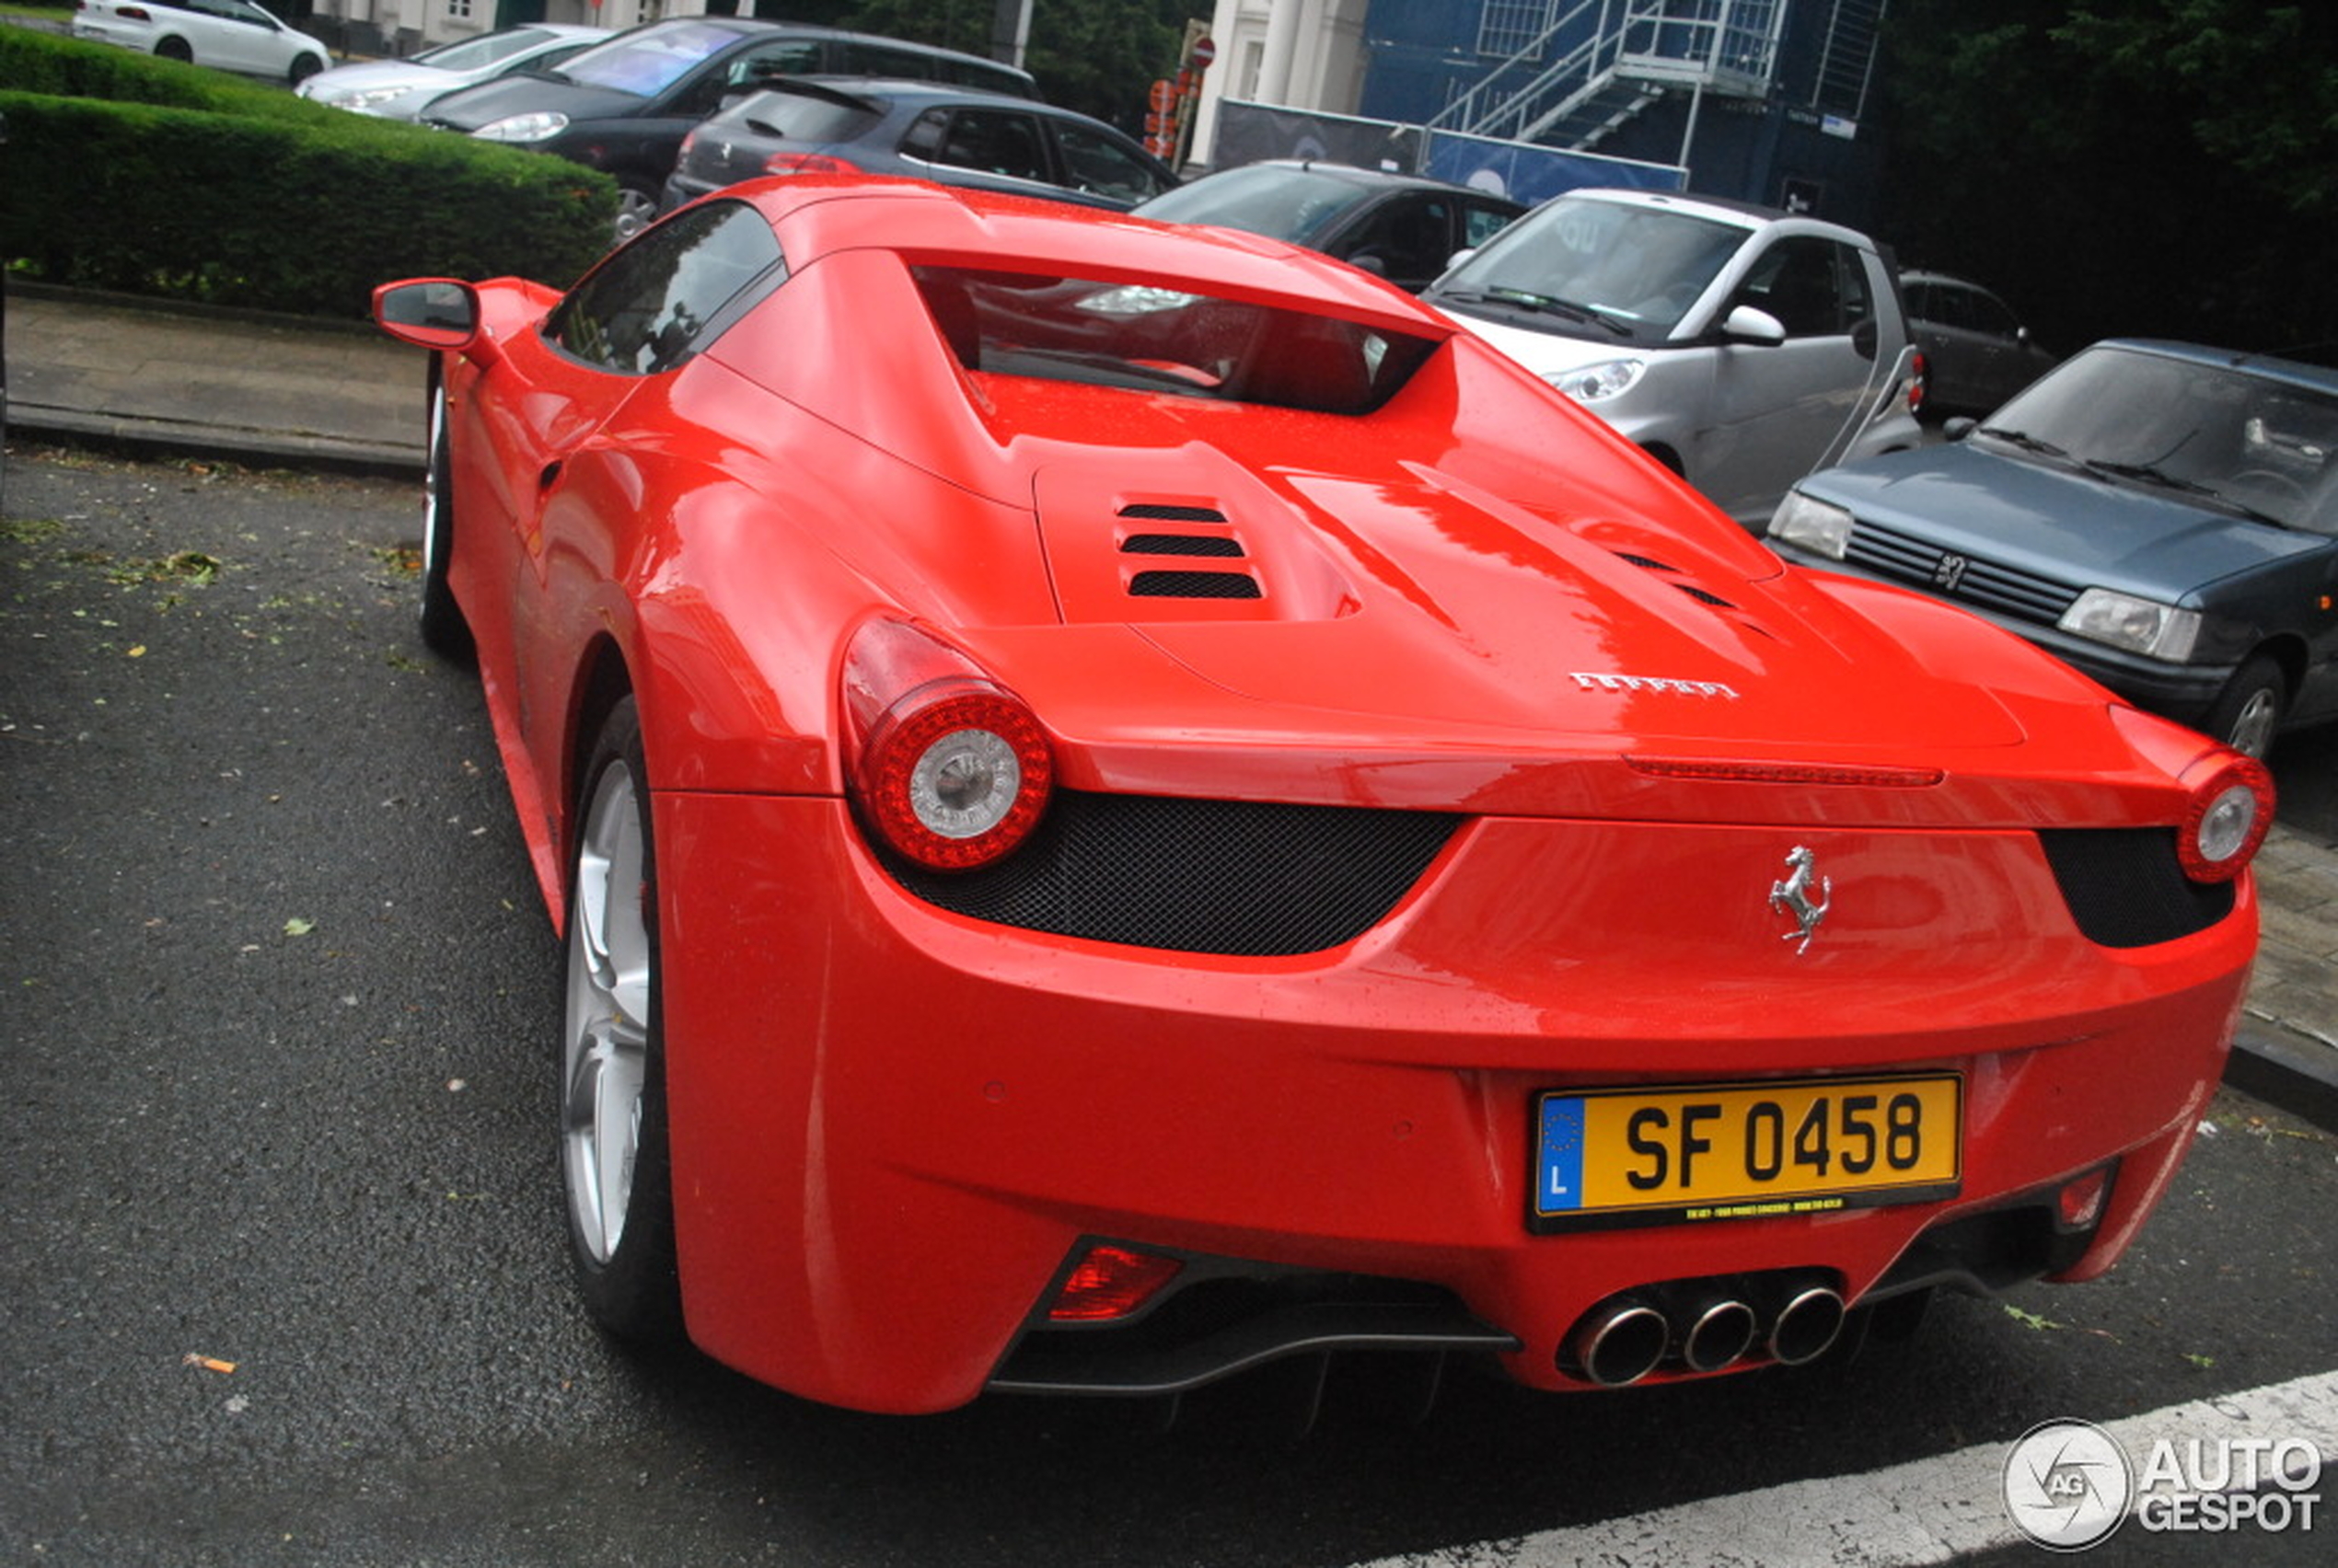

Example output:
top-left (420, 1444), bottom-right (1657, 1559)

top-left (1430, 1), bottom-right (1878, 151)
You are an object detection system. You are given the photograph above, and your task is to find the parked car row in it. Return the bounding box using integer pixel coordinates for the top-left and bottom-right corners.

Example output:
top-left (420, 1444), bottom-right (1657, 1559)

top-left (295, 22), bottom-right (608, 121)
top-left (75, 6), bottom-right (2319, 762)
top-left (416, 17), bottom-right (1044, 239)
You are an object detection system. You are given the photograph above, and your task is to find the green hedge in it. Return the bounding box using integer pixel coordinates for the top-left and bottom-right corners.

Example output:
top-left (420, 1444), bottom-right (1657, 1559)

top-left (0, 28), bottom-right (616, 317)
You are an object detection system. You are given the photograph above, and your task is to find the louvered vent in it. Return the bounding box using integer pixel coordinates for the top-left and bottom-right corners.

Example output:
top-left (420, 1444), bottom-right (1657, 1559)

top-left (1119, 502), bottom-right (1260, 599)
top-left (1613, 548), bottom-right (1775, 636)
top-left (1121, 503), bottom-right (1228, 523)
top-left (1129, 570), bottom-right (1264, 599)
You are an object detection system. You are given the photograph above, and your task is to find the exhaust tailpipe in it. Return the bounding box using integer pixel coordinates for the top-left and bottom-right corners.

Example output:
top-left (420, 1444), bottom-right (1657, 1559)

top-left (1565, 1301), bottom-right (1669, 1387)
top-left (1769, 1286), bottom-right (1847, 1366)
top-left (1680, 1297), bottom-right (1758, 1373)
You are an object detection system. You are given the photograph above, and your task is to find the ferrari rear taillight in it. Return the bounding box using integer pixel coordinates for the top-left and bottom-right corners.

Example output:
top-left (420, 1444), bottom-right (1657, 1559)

top-left (763, 153), bottom-right (861, 177)
top-left (2177, 753), bottom-right (2274, 884)
top-left (1905, 350), bottom-right (1928, 414)
top-left (1047, 1244), bottom-right (1183, 1322)
top-left (842, 619), bottom-right (1052, 870)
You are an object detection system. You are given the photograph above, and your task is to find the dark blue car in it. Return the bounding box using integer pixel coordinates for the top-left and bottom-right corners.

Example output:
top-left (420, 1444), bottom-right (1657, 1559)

top-left (1766, 340), bottom-right (2338, 757)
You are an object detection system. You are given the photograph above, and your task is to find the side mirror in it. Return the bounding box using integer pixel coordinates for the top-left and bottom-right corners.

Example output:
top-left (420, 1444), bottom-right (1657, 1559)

top-left (1944, 417), bottom-right (1977, 442)
top-left (1719, 305), bottom-right (1787, 346)
top-left (373, 279), bottom-right (480, 352)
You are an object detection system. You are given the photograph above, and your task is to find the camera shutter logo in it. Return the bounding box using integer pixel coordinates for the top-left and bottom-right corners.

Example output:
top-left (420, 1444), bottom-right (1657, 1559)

top-left (2004, 1418), bottom-right (2133, 1551)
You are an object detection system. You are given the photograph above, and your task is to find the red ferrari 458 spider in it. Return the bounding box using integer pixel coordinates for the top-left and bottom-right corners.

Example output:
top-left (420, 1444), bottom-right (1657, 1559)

top-left (375, 176), bottom-right (2270, 1416)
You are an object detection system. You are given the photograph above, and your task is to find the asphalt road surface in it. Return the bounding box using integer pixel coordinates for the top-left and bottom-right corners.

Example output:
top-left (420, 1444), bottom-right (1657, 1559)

top-left (4, 446), bottom-right (2333, 1567)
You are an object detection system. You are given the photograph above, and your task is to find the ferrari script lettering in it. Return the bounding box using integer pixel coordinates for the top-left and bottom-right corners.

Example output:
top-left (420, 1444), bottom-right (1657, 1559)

top-left (1569, 673), bottom-right (1741, 698)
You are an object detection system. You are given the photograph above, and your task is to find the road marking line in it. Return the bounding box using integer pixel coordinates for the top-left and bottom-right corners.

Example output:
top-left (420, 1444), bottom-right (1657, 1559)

top-left (1350, 1368), bottom-right (2338, 1566)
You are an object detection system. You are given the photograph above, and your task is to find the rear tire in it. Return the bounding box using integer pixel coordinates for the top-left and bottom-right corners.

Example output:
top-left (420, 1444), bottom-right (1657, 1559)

top-left (155, 37), bottom-right (191, 63)
top-left (2205, 655), bottom-right (2286, 759)
top-left (416, 370), bottom-right (471, 661)
top-left (561, 698), bottom-right (685, 1343)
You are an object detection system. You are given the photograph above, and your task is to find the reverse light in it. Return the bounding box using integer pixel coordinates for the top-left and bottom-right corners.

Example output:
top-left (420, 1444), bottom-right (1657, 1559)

top-left (762, 152), bottom-right (861, 176)
top-left (841, 619), bottom-right (1053, 871)
top-left (1545, 357), bottom-right (1647, 402)
top-left (2058, 1167), bottom-right (2113, 1230)
top-left (473, 110), bottom-right (569, 143)
top-left (1766, 490), bottom-right (1855, 559)
top-left (2177, 754), bottom-right (2274, 884)
top-left (1047, 1244), bottom-right (1184, 1322)
top-left (2057, 587), bottom-right (2202, 661)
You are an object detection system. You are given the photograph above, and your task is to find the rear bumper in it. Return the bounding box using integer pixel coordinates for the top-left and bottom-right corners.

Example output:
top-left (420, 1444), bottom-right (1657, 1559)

top-left (654, 793), bottom-right (2253, 1412)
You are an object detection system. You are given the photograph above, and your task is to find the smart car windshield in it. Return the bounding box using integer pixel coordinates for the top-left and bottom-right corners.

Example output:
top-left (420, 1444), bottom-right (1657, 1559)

top-left (555, 21), bottom-right (735, 98)
top-left (916, 267), bottom-right (1439, 415)
top-left (1435, 196), bottom-right (1748, 343)
top-left (1980, 346), bottom-right (2338, 535)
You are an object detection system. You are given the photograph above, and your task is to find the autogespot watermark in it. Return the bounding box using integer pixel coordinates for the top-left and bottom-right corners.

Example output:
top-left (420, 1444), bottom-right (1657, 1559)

top-left (2003, 1417), bottom-right (2324, 1551)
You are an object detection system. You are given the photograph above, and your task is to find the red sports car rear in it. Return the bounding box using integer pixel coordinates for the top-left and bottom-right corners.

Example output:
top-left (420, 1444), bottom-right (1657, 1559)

top-left (375, 178), bottom-right (2267, 1414)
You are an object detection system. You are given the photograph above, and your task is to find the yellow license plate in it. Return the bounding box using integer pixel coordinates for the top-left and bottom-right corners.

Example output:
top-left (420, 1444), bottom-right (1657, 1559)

top-left (1531, 1075), bottom-right (1962, 1230)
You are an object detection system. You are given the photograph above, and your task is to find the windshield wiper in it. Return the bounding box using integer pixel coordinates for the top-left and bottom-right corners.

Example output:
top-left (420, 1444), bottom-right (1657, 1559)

top-left (2082, 460), bottom-right (2289, 526)
top-left (1439, 288), bottom-right (1633, 336)
top-left (1974, 425), bottom-right (2071, 460)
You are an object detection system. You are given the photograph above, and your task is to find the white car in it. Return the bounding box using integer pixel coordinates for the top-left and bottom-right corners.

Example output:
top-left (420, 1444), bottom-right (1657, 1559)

top-left (1427, 188), bottom-right (1927, 530)
top-left (296, 24), bottom-right (607, 121)
top-left (73, 0), bottom-right (330, 86)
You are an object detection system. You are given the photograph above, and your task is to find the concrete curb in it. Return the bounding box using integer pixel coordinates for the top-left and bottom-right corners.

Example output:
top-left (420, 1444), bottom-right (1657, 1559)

top-left (7, 401), bottom-right (425, 480)
top-left (2228, 1026), bottom-right (2338, 1135)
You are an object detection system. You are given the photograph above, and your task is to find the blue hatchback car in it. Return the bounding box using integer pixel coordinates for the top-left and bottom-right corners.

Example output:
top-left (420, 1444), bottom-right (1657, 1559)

top-left (1766, 340), bottom-right (2338, 757)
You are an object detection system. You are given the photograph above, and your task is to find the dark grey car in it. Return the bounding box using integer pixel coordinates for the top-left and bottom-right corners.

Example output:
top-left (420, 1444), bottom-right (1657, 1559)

top-left (1902, 270), bottom-right (2057, 418)
top-left (662, 78), bottom-right (1175, 214)
top-left (1768, 340), bottom-right (2338, 756)
top-left (1131, 160), bottom-right (1524, 294)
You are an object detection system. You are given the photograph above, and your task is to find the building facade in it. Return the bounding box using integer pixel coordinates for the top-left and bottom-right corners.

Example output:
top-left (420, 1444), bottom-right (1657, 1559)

top-left (1193, 0), bottom-right (1891, 223)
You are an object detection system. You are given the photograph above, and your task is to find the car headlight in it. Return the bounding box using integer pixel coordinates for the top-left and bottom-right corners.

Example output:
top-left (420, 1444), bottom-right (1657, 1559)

top-left (1766, 491), bottom-right (1855, 559)
top-left (1544, 357), bottom-right (1647, 402)
top-left (473, 111), bottom-right (570, 144)
top-left (332, 86), bottom-right (416, 113)
top-left (2056, 588), bottom-right (2202, 661)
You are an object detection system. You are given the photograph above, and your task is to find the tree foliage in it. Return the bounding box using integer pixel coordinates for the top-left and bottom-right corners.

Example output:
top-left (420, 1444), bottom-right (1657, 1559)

top-left (837, 0), bottom-right (1198, 132)
top-left (1880, 0), bottom-right (2338, 357)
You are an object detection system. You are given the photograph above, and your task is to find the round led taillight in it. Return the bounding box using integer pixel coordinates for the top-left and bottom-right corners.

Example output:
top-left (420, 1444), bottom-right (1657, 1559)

top-left (2178, 755), bottom-right (2274, 883)
top-left (856, 684), bottom-right (1052, 870)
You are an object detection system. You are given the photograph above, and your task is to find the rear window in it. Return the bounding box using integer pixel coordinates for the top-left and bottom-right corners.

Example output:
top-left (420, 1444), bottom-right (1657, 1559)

top-left (730, 87), bottom-right (881, 143)
top-left (913, 267), bottom-right (1438, 415)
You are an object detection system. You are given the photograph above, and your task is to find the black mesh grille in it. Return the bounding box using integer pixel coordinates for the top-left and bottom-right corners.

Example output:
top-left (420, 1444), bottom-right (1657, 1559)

top-left (880, 791), bottom-right (1464, 954)
top-left (2037, 828), bottom-right (2235, 948)
top-left (1123, 534), bottom-right (1245, 558)
top-left (1130, 569), bottom-right (1262, 599)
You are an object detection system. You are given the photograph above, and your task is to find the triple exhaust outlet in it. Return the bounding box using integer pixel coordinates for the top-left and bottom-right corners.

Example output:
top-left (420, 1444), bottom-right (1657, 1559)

top-left (1562, 1276), bottom-right (1847, 1386)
